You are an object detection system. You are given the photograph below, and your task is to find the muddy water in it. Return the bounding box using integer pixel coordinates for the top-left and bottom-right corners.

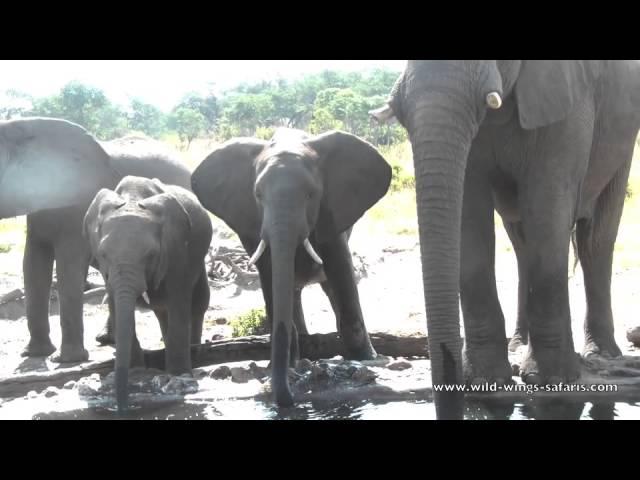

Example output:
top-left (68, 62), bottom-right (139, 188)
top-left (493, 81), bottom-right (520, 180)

top-left (2, 358), bottom-right (640, 420)
top-left (7, 396), bottom-right (640, 420)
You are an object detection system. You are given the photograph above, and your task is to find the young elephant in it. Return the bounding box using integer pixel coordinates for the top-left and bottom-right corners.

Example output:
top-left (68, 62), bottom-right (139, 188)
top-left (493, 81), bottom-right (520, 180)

top-left (83, 176), bottom-right (213, 411)
top-left (191, 128), bottom-right (391, 407)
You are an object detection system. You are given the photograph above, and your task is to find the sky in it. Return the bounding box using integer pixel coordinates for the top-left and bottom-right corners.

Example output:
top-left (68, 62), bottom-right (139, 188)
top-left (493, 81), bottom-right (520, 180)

top-left (0, 60), bottom-right (407, 112)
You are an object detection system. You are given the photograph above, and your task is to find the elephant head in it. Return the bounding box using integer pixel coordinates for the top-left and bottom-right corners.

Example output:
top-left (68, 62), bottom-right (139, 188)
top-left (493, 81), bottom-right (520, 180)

top-left (83, 176), bottom-right (192, 411)
top-left (371, 60), bottom-right (602, 419)
top-left (191, 128), bottom-right (391, 406)
top-left (0, 117), bottom-right (119, 219)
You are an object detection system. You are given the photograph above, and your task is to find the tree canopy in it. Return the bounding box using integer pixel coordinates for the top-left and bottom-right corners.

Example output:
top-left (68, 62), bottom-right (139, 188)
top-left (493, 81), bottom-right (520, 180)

top-left (1, 67), bottom-right (405, 146)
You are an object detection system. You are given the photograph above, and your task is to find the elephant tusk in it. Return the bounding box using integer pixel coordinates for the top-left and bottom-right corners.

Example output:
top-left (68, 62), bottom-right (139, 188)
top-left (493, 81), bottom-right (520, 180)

top-left (101, 292), bottom-right (108, 305)
top-left (248, 239), bottom-right (267, 267)
top-left (368, 104), bottom-right (395, 124)
top-left (486, 92), bottom-right (502, 109)
top-left (303, 238), bottom-right (323, 265)
top-left (141, 292), bottom-right (150, 304)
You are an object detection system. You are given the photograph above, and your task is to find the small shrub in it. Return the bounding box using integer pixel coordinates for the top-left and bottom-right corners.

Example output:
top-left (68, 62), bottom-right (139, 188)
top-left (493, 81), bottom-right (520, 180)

top-left (229, 308), bottom-right (268, 337)
top-left (0, 243), bottom-right (12, 253)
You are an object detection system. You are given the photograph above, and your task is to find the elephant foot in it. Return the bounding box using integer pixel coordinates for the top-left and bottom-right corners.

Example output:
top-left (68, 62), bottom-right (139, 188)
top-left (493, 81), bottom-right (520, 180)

top-left (508, 333), bottom-right (528, 352)
top-left (21, 339), bottom-right (56, 358)
top-left (582, 334), bottom-right (622, 359)
top-left (95, 323), bottom-right (115, 346)
top-left (50, 345), bottom-right (89, 363)
top-left (343, 342), bottom-right (377, 362)
top-left (520, 344), bottom-right (580, 385)
top-left (463, 343), bottom-right (513, 386)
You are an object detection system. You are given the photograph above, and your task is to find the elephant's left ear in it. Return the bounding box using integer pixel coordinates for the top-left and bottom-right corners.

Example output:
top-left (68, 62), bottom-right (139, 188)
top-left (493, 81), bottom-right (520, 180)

top-left (515, 60), bottom-right (600, 130)
top-left (306, 131), bottom-right (392, 241)
top-left (138, 193), bottom-right (192, 290)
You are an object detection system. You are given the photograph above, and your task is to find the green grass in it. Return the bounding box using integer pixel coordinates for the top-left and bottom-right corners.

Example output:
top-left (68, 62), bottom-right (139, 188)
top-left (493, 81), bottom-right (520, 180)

top-left (229, 308), bottom-right (268, 337)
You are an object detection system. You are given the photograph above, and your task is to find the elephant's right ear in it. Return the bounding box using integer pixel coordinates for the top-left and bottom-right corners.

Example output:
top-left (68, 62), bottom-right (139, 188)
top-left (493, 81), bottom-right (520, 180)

top-left (191, 138), bottom-right (267, 239)
top-left (83, 189), bottom-right (126, 255)
top-left (0, 117), bottom-right (118, 219)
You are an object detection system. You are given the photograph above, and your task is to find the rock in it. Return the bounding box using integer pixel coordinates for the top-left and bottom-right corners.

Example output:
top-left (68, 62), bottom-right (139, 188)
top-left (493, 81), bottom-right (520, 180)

top-left (627, 327), bottom-right (640, 347)
top-left (193, 368), bottom-right (209, 379)
top-left (215, 318), bottom-right (227, 325)
top-left (210, 334), bottom-right (225, 341)
top-left (230, 367), bottom-right (253, 383)
top-left (295, 358), bottom-right (313, 374)
top-left (63, 380), bottom-right (76, 390)
top-left (75, 374), bottom-right (102, 397)
top-left (161, 375), bottom-right (199, 395)
top-left (151, 374), bottom-right (172, 391)
top-left (387, 359), bottom-right (412, 371)
top-left (351, 366), bottom-right (377, 383)
top-left (27, 390), bottom-right (38, 399)
top-left (43, 387), bottom-right (58, 398)
top-left (249, 362), bottom-right (269, 379)
top-left (210, 365), bottom-right (232, 379)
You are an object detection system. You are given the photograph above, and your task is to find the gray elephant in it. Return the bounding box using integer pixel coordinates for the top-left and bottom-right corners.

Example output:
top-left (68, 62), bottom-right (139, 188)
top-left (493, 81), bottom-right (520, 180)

top-left (371, 60), bottom-right (640, 419)
top-left (191, 128), bottom-right (391, 406)
top-left (0, 117), bottom-right (192, 363)
top-left (83, 175), bottom-right (212, 411)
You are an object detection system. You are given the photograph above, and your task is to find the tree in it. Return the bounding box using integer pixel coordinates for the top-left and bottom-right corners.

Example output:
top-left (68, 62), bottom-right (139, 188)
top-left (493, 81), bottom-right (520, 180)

top-left (168, 107), bottom-right (207, 148)
top-left (129, 99), bottom-right (167, 138)
top-left (175, 92), bottom-right (219, 133)
top-left (0, 89), bottom-right (33, 120)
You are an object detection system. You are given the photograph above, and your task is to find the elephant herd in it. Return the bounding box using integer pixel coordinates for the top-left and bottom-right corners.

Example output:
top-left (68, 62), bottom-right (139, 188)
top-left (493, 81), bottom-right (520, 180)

top-left (1, 60), bottom-right (640, 419)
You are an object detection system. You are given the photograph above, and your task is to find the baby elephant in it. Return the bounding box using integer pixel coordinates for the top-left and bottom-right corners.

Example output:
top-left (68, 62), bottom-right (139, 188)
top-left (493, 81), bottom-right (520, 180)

top-left (191, 128), bottom-right (391, 407)
top-left (83, 176), bottom-right (213, 411)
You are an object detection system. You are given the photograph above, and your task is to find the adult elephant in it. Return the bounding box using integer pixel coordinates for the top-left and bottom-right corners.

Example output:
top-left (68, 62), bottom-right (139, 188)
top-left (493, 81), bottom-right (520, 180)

top-left (0, 117), bottom-right (191, 363)
top-left (191, 128), bottom-right (391, 406)
top-left (371, 61), bottom-right (640, 419)
top-left (84, 176), bottom-right (212, 412)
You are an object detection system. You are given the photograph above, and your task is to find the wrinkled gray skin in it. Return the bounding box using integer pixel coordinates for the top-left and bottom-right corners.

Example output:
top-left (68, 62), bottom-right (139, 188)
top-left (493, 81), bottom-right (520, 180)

top-left (191, 128), bottom-right (391, 407)
top-left (0, 117), bottom-right (192, 363)
top-left (373, 60), bottom-right (640, 419)
top-left (83, 176), bottom-right (212, 412)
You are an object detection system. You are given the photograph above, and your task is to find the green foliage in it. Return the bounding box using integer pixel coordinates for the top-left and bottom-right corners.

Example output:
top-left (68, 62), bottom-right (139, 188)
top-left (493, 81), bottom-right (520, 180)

top-left (168, 107), bottom-right (207, 148)
top-left (229, 308), bottom-right (268, 337)
top-left (0, 243), bottom-right (11, 253)
top-left (3, 66), bottom-right (406, 146)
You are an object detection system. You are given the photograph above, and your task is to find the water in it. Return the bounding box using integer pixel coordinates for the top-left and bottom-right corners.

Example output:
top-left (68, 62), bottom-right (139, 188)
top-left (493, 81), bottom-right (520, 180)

top-left (15, 396), bottom-right (640, 420)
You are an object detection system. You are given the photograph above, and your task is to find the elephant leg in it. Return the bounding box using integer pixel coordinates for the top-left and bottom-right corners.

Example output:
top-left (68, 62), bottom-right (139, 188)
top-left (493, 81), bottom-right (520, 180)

top-left (504, 221), bottom-right (529, 351)
top-left (318, 234), bottom-right (376, 360)
top-left (96, 304), bottom-right (115, 346)
top-left (293, 289), bottom-right (308, 335)
top-left (21, 228), bottom-right (56, 358)
top-left (577, 160), bottom-right (631, 359)
top-left (519, 191), bottom-right (579, 384)
top-left (165, 293), bottom-right (192, 375)
top-left (153, 307), bottom-right (169, 344)
top-left (190, 268), bottom-right (209, 345)
top-left (460, 178), bottom-right (511, 385)
top-left (50, 239), bottom-right (90, 363)
top-left (320, 281), bottom-right (341, 332)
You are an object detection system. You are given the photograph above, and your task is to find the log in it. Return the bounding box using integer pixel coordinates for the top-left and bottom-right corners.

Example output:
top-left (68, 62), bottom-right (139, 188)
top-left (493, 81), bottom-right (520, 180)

top-left (0, 332), bottom-right (427, 398)
top-left (0, 288), bottom-right (24, 304)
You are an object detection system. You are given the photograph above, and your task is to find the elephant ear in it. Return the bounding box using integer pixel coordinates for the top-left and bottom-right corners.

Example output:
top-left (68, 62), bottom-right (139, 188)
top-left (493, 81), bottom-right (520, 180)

top-left (515, 60), bottom-right (595, 130)
top-left (138, 193), bottom-right (192, 290)
top-left (191, 138), bottom-right (267, 240)
top-left (0, 117), bottom-right (117, 219)
top-left (83, 189), bottom-right (126, 260)
top-left (306, 130), bottom-right (392, 242)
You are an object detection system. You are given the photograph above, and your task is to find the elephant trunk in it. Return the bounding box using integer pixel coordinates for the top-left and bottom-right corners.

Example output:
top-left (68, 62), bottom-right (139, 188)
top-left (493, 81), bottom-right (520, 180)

top-left (267, 222), bottom-right (298, 407)
top-left (110, 264), bottom-right (145, 413)
top-left (408, 96), bottom-right (477, 420)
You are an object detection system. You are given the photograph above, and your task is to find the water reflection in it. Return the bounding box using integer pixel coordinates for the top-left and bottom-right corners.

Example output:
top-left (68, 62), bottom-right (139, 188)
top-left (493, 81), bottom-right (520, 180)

top-left (21, 396), bottom-right (640, 420)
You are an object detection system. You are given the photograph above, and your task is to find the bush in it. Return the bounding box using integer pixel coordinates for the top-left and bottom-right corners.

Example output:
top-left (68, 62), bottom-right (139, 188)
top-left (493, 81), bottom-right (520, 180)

top-left (255, 126), bottom-right (276, 140)
top-left (0, 243), bottom-right (12, 253)
top-left (229, 308), bottom-right (268, 337)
